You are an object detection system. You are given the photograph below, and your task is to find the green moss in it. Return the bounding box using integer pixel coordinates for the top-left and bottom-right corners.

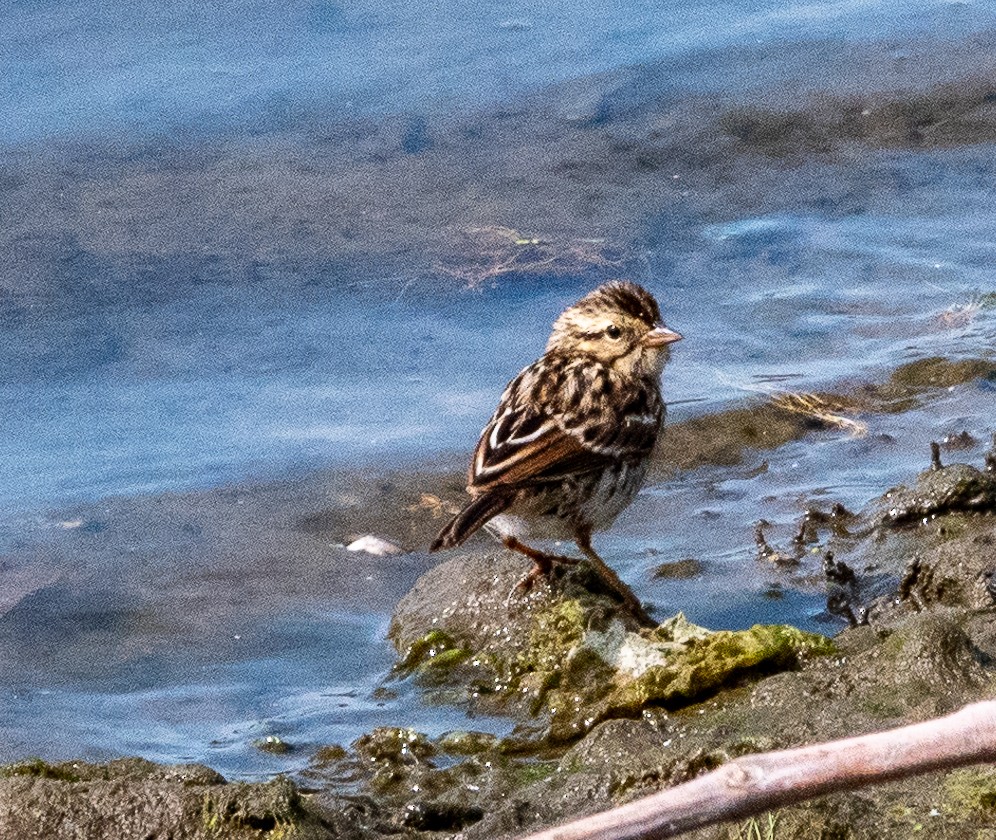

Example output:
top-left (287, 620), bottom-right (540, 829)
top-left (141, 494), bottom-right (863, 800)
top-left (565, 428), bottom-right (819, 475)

top-left (0, 758), bottom-right (83, 782)
top-left (201, 777), bottom-right (303, 838)
top-left (394, 629), bottom-right (475, 687)
top-left (399, 591), bottom-right (835, 751)
top-left (521, 599), bottom-right (588, 673)
top-left (607, 624), bottom-right (834, 714)
top-left (424, 647), bottom-right (471, 670)
top-left (944, 768), bottom-right (996, 817)
top-left (514, 760), bottom-right (558, 787)
top-left (396, 630), bottom-right (470, 675)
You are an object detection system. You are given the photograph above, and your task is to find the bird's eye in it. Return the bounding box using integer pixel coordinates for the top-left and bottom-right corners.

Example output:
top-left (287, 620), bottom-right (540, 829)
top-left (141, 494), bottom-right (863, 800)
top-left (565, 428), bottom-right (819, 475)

top-left (605, 324), bottom-right (622, 339)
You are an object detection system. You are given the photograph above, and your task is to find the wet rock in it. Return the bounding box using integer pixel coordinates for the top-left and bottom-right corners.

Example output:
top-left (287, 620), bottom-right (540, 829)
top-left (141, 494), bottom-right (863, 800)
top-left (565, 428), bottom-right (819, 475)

top-left (794, 503), bottom-right (856, 545)
top-left (461, 718), bottom-right (678, 839)
top-left (878, 611), bottom-right (990, 699)
top-left (353, 727), bottom-right (436, 764)
top-left (437, 730), bottom-right (500, 756)
top-left (390, 552), bottom-right (833, 743)
top-left (307, 724), bottom-right (560, 836)
top-left (877, 458), bottom-right (996, 527)
top-left (807, 445), bottom-right (996, 627)
top-left (823, 552), bottom-right (865, 627)
top-left (884, 357), bottom-right (996, 392)
top-left (754, 521), bottom-right (801, 566)
top-left (881, 526), bottom-right (996, 616)
top-left (460, 606), bottom-right (996, 838)
top-left (253, 735), bottom-right (293, 755)
top-left (402, 799), bottom-right (484, 831)
top-left (0, 757), bottom-right (333, 839)
top-left (651, 557), bottom-right (704, 579)
top-left (942, 431), bottom-right (977, 450)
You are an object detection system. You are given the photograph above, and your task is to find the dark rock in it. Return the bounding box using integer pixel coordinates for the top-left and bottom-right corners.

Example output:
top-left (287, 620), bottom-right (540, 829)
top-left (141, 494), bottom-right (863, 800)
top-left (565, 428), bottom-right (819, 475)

top-left (651, 558), bottom-right (705, 579)
top-left (253, 735), bottom-right (293, 755)
top-left (754, 521), bottom-right (800, 566)
top-left (402, 799), bottom-right (484, 831)
top-left (437, 730), bottom-right (500, 756)
top-left (353, 727), bottom-right (436, 764)
top-left (0, 758), bottom-right (333, 839)
top-left (877, 460), bottom-right (996, 527)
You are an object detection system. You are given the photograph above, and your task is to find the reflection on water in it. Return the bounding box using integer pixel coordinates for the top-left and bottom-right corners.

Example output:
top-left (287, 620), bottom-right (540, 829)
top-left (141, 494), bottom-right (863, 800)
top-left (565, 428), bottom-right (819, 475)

top-left (2, 0), bottom-right (996, 781)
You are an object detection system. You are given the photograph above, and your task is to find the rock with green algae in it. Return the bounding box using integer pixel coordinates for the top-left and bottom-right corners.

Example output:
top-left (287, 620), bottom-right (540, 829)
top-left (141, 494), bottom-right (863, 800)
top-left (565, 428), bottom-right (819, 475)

top-left (945, 768), bottom-right (996, 817)
top-left (602, 617), bottom-right (835, 714)
top-left (458, 608), bottom-right (996, 840)
top-left (0, 757), bottom-right (337, 839)
top-left (390, 553), bottom-right (834, 742)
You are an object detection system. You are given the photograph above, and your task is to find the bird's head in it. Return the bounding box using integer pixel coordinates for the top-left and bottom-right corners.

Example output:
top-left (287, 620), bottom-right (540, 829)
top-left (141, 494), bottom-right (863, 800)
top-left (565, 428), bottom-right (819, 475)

top-left (546, 281), bottom-right (682, 378)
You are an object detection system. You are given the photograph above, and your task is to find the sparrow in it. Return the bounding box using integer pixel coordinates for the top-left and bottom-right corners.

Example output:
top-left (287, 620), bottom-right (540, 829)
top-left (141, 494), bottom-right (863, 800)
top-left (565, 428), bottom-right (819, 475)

top-left (430, 280), bottom-right (681, 621)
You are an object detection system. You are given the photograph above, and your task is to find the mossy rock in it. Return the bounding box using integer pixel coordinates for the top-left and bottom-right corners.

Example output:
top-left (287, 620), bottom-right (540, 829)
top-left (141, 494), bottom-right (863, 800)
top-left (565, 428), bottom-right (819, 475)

top-left (945, 768), bottom-right (996, 817)
top-left (390, 554), bottom-right (834, 743)
top-left (603, 621), bottom-right (835, 715)
top-left (0, 757), bottom-right (331, 839)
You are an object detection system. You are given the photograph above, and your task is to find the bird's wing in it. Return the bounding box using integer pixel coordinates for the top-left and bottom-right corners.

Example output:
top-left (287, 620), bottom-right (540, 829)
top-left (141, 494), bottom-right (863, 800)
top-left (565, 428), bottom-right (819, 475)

top-left (469, 405), bottom-right (609, 490)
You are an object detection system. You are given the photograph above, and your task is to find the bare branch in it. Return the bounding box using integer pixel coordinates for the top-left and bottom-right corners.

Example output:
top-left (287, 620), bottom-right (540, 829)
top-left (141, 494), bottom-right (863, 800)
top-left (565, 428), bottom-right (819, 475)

top-left (521, 701), bottom-right (996, 840)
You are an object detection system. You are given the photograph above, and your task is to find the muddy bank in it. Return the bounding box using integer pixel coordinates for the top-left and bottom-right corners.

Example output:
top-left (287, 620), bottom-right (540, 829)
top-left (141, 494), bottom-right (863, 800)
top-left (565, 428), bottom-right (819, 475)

top-left (6, 28), bottom-right (996, 297)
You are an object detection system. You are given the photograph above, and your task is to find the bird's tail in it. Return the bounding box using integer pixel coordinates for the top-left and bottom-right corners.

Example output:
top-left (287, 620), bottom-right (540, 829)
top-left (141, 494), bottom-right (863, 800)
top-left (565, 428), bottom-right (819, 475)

top-left (430, 491), bottom-right (513, 551)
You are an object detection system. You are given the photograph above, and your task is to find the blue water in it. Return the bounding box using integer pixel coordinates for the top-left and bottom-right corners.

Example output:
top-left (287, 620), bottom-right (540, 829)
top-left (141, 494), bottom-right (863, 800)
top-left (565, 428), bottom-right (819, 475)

top-left (3, 189), bottom-right (994, 517)
top-left (3, 0), bottom-right (996, 781)
top-left (4, 0), bottom-right (989, 146)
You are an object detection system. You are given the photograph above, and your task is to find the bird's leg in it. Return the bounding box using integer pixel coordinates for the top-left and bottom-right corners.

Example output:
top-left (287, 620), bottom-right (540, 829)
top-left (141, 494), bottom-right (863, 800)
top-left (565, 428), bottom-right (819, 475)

top-left (502, 535), bottom-right (578, 592)
top-left (575, 529), bottom-right (654, 626)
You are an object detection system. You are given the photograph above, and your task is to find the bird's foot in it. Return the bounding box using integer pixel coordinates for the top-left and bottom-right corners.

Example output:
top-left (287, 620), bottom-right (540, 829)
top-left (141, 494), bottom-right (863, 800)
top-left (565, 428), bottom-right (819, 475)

top-left (503, 555), bottom-right (562, 609)
top-left (502, 536), bottom-right (578, 594)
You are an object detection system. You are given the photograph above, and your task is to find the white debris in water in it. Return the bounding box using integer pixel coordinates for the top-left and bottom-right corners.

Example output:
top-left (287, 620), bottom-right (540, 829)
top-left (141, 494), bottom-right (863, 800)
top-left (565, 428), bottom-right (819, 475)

top-left (346, 535), bottom-right (404, 556)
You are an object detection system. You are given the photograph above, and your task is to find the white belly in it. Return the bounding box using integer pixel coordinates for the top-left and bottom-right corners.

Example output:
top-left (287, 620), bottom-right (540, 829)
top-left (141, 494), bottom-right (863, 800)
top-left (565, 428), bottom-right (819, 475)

top-left (483, 460), bottom-right (649, 543)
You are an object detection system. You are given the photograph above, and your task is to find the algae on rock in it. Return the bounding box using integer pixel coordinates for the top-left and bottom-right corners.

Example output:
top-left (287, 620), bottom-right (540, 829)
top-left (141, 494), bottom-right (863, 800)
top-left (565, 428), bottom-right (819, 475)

top-left (391, 554), bottom-right (835, 742)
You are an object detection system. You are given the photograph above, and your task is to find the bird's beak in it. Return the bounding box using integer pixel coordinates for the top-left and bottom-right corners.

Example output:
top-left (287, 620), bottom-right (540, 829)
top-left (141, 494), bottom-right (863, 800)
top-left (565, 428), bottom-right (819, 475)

top-left (642, 325), bottom-right (683, 347)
